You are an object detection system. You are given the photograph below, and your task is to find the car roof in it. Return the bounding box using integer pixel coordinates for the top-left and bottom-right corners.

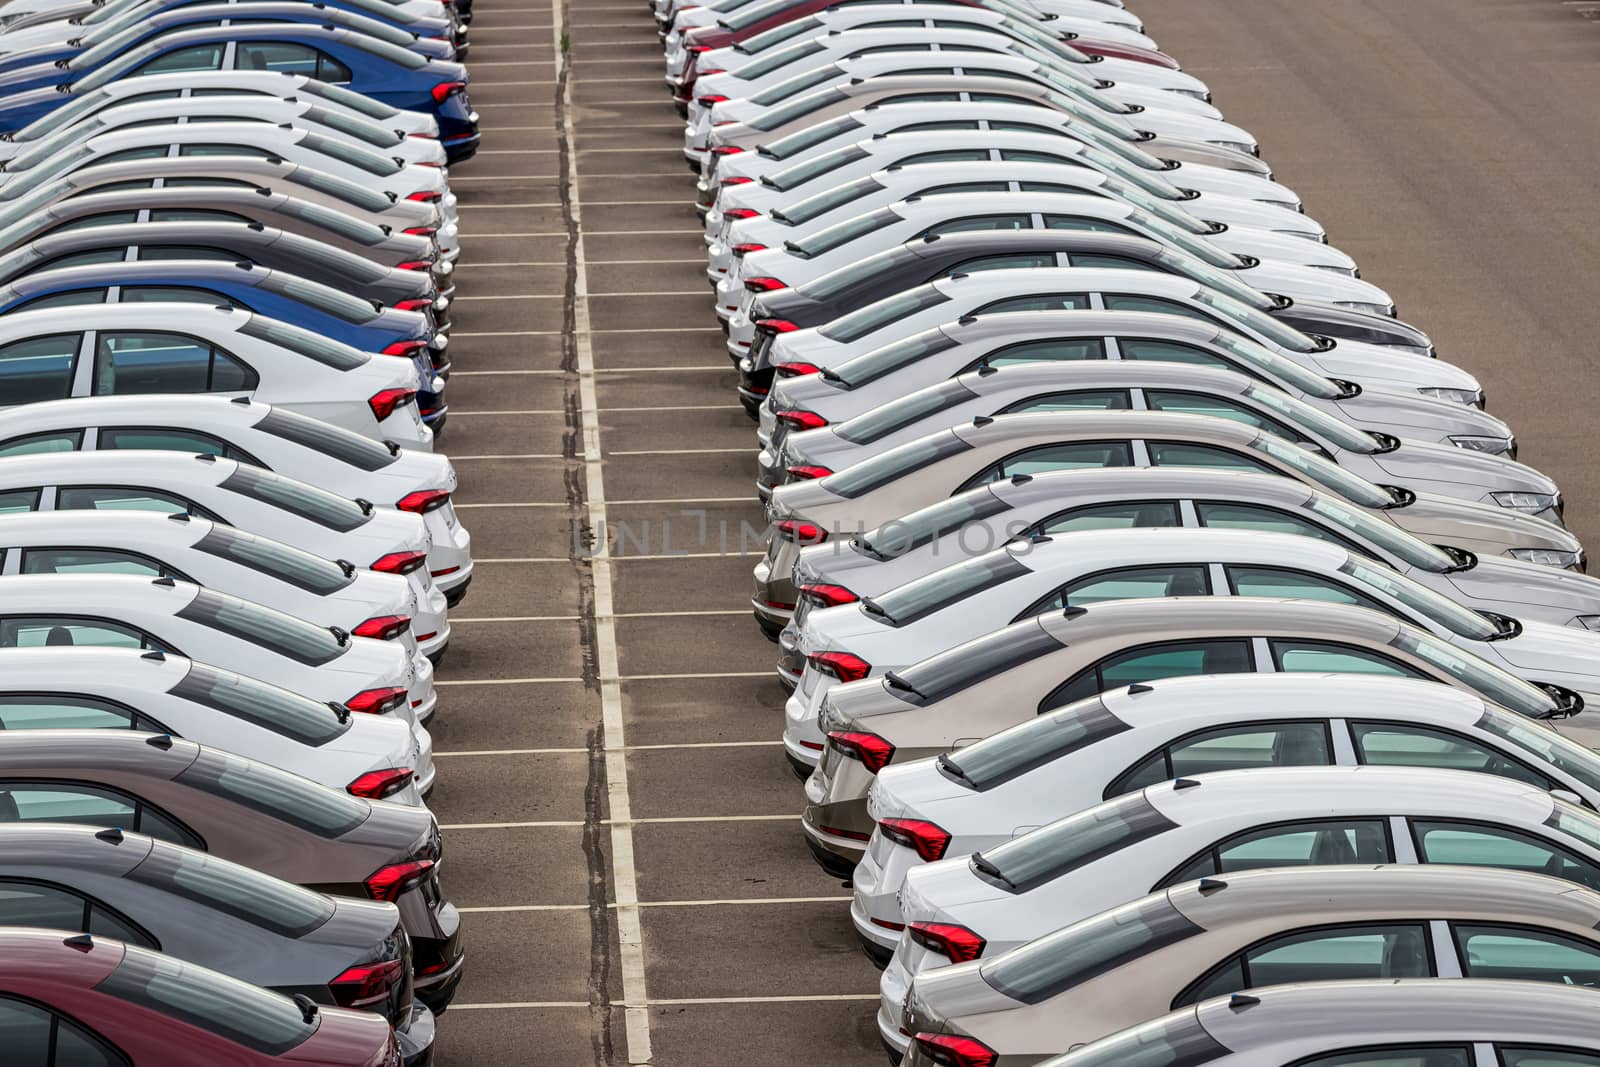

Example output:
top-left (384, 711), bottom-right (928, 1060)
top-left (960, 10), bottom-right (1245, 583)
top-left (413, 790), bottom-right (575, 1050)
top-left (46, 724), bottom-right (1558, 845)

top-left (0, 927), bottom-right (124, 984)
top-left (0, 644), bottom-right (194, 689)
top-left (0, 393), bottom-right (270, 432)
top-left (999, 525), bottom-right (1353, 574)
top-left (0, 571), bottom-right (205, 616)
top-left (1095, 671), bottom-right (1493, 729)
top-left (58, 69), bottom-right (307, 99)
top-left (53, 156), bottom-right (306, 192)
top-left (1033, 592), bottom-right (1406, 645)
top-left (985, 465), bottom-right (1320, 510)
top-left (0, 823), bottom-right (156, 875)
top-left (0, 506), bottom-right (217, 549)
top-left (888, 190), bottom-right (1137, 224)
top-left (17, 220), bottom-right (287, 261)
top-left (934, 272), bottom-right (1207, 306)
top-left (0, 258), bottom-right (274, 296)
top-left (0, 727), bottom-right (203, 776)
top-left (83, 122), bottom-right (310, 151)
top-left (951, 356), bottom-right (1254, 398)
top-left (951, 408), bottom-right (1262, 448)
top-left (0, 449), bottom-right (241, 485)
top-left (0, 300), bottom-right (249, 338)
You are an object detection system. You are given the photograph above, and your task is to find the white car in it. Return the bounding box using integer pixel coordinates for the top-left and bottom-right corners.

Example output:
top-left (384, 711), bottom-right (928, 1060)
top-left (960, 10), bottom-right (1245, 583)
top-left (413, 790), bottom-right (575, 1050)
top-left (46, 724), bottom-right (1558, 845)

top-left (0, 0), bottom-right (451, 33)
top-left (0, 646), bottom-right (432, 804)
top-left (785, 528), bottom-right (1599, 757)
top-left (0, 448), bottom-right (441, 716)
top-left (708, 161), bottom-right (1324, 290)
top-left (0, 303), bottom-right (431, 448)
top-left (0, 572), bottom-right (431, 750)
top-left (0, 395), bottom-right (473, 612)
top-left (877, 765), bottom-right (1600, 1055)
top-left (858, 672), bottom-right (1600, 948)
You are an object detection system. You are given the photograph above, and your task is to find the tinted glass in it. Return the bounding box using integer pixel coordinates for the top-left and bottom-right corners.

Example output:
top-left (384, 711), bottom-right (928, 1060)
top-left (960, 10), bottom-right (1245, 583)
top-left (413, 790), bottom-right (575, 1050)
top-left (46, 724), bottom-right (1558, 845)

top-left (130, 844), bottom-right (334, 937)
top-left (819, 431), bottom-right (971, 499)
top-left (981, 337), bottom-right (1104, 369)
top-left (0, 998), bottom-right (51, 1064)
top-left (923, 212), bottom-right (1030, 237)
top-left (218, 465), bottom-right (369, 532)
top-left (764, 142), bottom-right (869, 191)
top-left (57, 486), bottom-right (210, 520)
top-left (853, 490), bottom-right (1011, 561)
top-left (0, 695), bottom-right (139, 731)
top-left (976, 292), bottom-right (1091, 314)
top-left (1045, 640), bottom-right (1254, 711)
top-left (1168, 722), bottom-right (1331, 779)
top-left (1297, 1052), bottom-right (1470, 1067)
top-left (1412, 822), bottom-right (1600, 892)
top-left (21, 549), bottom-right (166, 578)
top-left (1147, 441), bottom-right (1276, 474)
top-left (836, 380), bottom-right (975, 446)
top-left (1389, 630), bottom-right (1557, 718)
top-left (1502, 1049), bottom-right (1600, 1067)
top-left (961, 441), bottom-right (1133, 492)
top-left (0, 782), bottom-right (198, 847)
top-left (1036, 565), bottom-right (1210, 613)
top-left (97, 427), bottom-right (248, 462)
top-left (0, 617), bottom-right (151, 651)
top-left (1454, 925), bottom-right (1600, 986)
top-left (132, 43), bottom-right (225, 77)
top-left (169, 661), bottom-right (349, 746)
top-left (747, 87), bottom-right (847, 132)
top-left (1226, 565), bottom-right (1386, 611)
top-left (976, 794), bottom-right (1177, 893)
top-left (944, 698), bottom-right (1130, 792)
top-left (193, 525), bottom-right (354, 596)
top-left (870, 551), bottom-right (1030, 626)
top-left (831, 327), bottom-right (958, 384)
top-left (176, 587), bottom-right (346, 666)
top-left (92, 332), bottom-right (216, 394)
top-left (175, 752), bottom-right (368, 838)
top-left (15, 291), bottom-right (107, 311)
top-left (1352, 722), bottom-right (1550, 788)
top-left (1039, 501), bottom-right (1181, 534)
top-left (0, 881), bottom-right (87, 929)
top-left (0, 489), bottom-right (38, 514)
top-left (1167, 819), bottom-right (1393, 885)
top-left (0, 334), bottom-right (79, 404)
top-left (981, 896), bottom-right (1198, 1002)
top-left (1146, 392), bottom-right (1309, 446)
top-left (0, 430), bottom-right (81, 457)
top-left (1196, 501), bottom-right (1362, 553)
top-left (1475, 710), bottom-right (1600, 796)
top-left (890, 620), bottom-right (1063, 705)
top-left (235, 41), bottom-right (319, 77)
top-left (1049, 1014), bottom-right (1230, 1067)
top-left (1245, 924), bottom-right (1432, 985)
top-left (258, 272), bottom-right (379, 324)
top-left (236, 316), bottom-right (367, 370)
top-left (791, 206), bottom-right (898, 257)
top-left (1270, 640), bottom-right (1423, 677)
top-left (251, 409), bottom-right (396, 471)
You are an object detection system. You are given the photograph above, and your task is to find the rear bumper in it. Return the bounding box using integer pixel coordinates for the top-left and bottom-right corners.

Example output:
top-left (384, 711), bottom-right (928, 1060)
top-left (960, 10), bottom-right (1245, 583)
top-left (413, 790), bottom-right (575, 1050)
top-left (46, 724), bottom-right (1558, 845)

top-left (441, 572), bottom-right (473, 608)
top-left (397, 1001), bottom-right (437, 1067)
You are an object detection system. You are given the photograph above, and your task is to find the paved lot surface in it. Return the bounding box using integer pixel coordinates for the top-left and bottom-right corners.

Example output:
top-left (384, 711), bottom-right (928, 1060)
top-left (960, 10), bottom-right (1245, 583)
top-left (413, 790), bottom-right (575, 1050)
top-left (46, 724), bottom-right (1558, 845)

top-left (430, 0), bottom-right (1600, 1063)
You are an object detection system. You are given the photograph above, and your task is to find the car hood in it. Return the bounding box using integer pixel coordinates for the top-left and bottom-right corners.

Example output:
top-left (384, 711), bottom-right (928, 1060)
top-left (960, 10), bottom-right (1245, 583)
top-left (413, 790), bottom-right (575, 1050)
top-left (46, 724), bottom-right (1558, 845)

top-left (1236, 259), bottom-right (1394, 308)
top-left (1487, 620), bottom-right (1600, 680)
top-left (1333, 387), bottom-right (1510, 441)
top-left (1368, 440), bottom-right (1556, 495)
top-left (1446, 557), bottom-right (1600, 620)
top-left (1311, 343), bottom-right (1480, 394)
top-left (1207, 224), bottom-right (1354, 273)
top-left (1389, 492), bottom-right (1580, 555)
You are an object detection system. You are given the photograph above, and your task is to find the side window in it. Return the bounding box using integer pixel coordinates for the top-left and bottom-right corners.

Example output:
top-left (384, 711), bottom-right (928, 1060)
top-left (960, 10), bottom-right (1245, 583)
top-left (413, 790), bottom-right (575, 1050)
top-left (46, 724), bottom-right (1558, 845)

top-left (92, 147), bottom-right (171, 165)
top-left (0, 490), bottom-right (40, 514)
top-left (119, 286), bottom-right (240, 308)
top-left (944, 253), bottom-right (1057, 274)
top-left (0, 694), bottom-right (142, 731)
top-left (0, 617), bottom-right (162, 652)
top-left (1411, 821), bottom-right (1600, 892)
top-left (134, 246), bottom-right (242, 262)
top-left (1000, 390), bottom-right (1130, 415)
top-left (998, 150), bottom-right (1079, 165)
top-left (21, 549), bottom-right (185, 581)
top-left (235, 41), bottom-right (319, 76)
top-left (1037, 500), bottom-right (1182, 534)
top-left (0, 881), bottom-right (91, 930)
top-left (1070, 253), bottom-right (1160, 271)
top-left (1351, 722), bottom-right (1553, 790)
top-left (1298, 1052), bottom-right (1469, 1067)
top-left (1174, 924), bottom-right (1433, 1008)
top-left (921, 213), bottom-right (1031, 237)
top-left (1454, 925), bottom-right (1600, 986)
top-left (1103, 295), bottom-right (1219, 327)
top-left (896, 149), bottom-right (991, 165)
top-left (0, 781), bottom-right (201, 848)
top-left (13, 290), bottom-right (107, 312)
top-left (1226, 566), bottom-right (1388, 612)
top-left (0, 994), bottom-right (128, 1067)
top-left (916, 182), bottom-right (1012, 196)
top-left (145, 209), bottom-right (251, 224)
top-left (958, 440), bottom-right (1133, 492)
top-left (92, 332), bottom-right (257, 395)
top-left (1146, 440), bottom-right (1279, 475)
top-left (1269, 640), bottom-right (1429, 677)
top-left (99, 426), bottom-right (235, 458)
top-left (176, 144), bottom-right (275, 159)
top-left (1020, 564), bottom-right (1212, 619)
top-left (51, 212), bottom-right (139, 235)
top-left (0, 431), bottom-right (82, 458)
top-left (57, 485), bottom-right (218, 522)
top-left (0, 334), bottom-right (82, 405)
top-left (972, 336), bottom-right (1105, 369)
top-left (1162, 819), bottom-right (1394, 886)
top-left (132, 43), bottom-right (225, 76)
top-left (1146, 391), bottom-right (1311, 447)
top-left (1118, 338), bottom-right (1232, 369)
top-left (1043, 214), bottom-right (1138, 235)
top-left (973, 293), bottom-right (1092, 314)
top-left (1195, 501), bottom-right (1365, 554)
top-left (1500, 1050), bottom-right (1600, 1067)
top-left (1041, 639), bottom-right (1254, 712)
top-left (1108, 722), bottom-right (1334, 797)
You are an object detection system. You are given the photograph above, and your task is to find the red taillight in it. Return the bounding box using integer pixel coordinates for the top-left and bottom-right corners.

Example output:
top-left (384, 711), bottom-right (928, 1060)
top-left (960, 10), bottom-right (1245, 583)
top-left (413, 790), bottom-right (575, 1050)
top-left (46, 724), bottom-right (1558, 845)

top-left (721, 176), bottom-right (753, 187)
top-left (364, 859), bottom-right (435, 902)
top-left (798, 582), bottom-right (856, 608)
top-left (430, 80), bottom-right (467, 104)
top-left (347, 767), bottom-right (415, 800)
top-left (724, 208), bottom-right (760, 220)
top-left (353, 615), bottom-right (412, 641)
top-left (431, 565), bottom-right (461, 578)
top-left (697, 94), bottom-right (728, 106)
top-left (368, 388), bottom-right (416, 421)
top-left (913, 1034), bottom-right (997, 1067)
top-left (786, 464), bottom-right (832, 481)
top-left (396, 488), bottom-right (451, 514)
top-left (406, 190), bottom-right (443, 203)
top-left (371, 550), bottom-right (428, 575)
top-left (711, 144), bottom-right (744, 156)
top-left (775, 362), bottom-right (821, 379)
top-left (757, 318), bottom-right (799, 334)
top-left (393, 297), bottom-right (434, 311)
top-left (396, 259), bottom-right (435, 272)
top-left (381, 340), bottom-right (429, 358)
top-left (345, 687), bottom-right (409, 716)
top-left (732, 243), bottom-right (767, 256)
top-left (810, 651), bottom-right (871, 684)
top-left (410, 130), bottom-right (440, 137)
top-left (329, 958), bottom-right (404, 1009)
top-left (879, 818), bottom-right (951, 862)
top-left (404, 225), bottom-right (438, 237)
top-left (685, 44), bottom-right (712, 54)
top-left (774, 518), bottom-right (827, 544)
top-left (698, 68), bottom-right (725, 76)
top-left (745, 276), bottom-right (785, 292)
top-left (827, 728), bottom-right (894, 771)
top-left (776, 409), bottom-right (827, 431)
top-left (908, 921), bottom-right (985, 962)
top-left (820, 823), bottom-right (870, 840)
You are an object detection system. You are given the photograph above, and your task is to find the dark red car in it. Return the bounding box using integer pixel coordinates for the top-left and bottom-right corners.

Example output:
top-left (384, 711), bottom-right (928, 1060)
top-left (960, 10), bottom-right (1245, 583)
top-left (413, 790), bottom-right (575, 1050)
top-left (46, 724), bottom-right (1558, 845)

top-left (0, 927), bottom-right (400, 1066)
top-left (672, 0), bottom-right (1179, 109)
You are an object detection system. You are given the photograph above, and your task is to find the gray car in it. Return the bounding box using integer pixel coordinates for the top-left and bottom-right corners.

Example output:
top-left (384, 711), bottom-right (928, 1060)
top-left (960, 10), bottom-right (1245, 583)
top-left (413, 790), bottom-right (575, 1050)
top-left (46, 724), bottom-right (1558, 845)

top-left (755, 410), bottom-right (1579, 636)
top-left (902, 864), bottom-right (1600, 1067)
top-left (1046, 980), bottom-right (1600, 1067)
top-left (0, 823), bottom-right (435, 1063)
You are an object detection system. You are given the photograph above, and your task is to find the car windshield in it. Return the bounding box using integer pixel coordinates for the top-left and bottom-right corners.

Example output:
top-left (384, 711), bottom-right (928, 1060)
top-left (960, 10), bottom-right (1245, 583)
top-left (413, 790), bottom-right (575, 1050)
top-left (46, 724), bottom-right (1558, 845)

top-left (1126, 206), bottom-right (1242, 270)
top-left (169, 660), bottom-right (350, 746)
top-left (818, 430), bottom-right (971, 499)
top-left (973, 793), bottom-right (1178, 893)
top-left (1340, 554), bottom-right (1499, 641)
top-left (747, 86), bottom-right (848, 132)
top-left (251, 408), bottom-right (398, 472)
top-left (1248, 435), bottom-right (1393, 509)
top-left (1241, 383), bottom-right (1376, 452)
top-left (1304, 494), bottom-right (1456, 572)
top-left (218, 463), bottom-right (371, 533)
top-left (97, 945), bottom-right (318, 1055)
top-left (176, 749), bottom-right (371, 837)
top-left (1141, 245), bottom-right (1273, 313)
top-left (730, 38), bottom-right (825, 79)
top-left (6, 117), bottom-right (109, 174)
top-left (765, 144), bottom-right (869, 193)
top-left (130, 843), bottom-right (336, 937)
top-left (759, 113), bottom-right (864, 160)
top-left (836, 379), bottom-right (975, 445)
top-left (1390, 628), bottom-right (1558, 718)
top-left (1193, 288), bottom-right (1319, 353)
top-left (1204, 333), bottom-right (1339, 400)
top-left (257, 271), bottom-right (380, 325)
top-left (778, 176), bottom-right (884, 227)
top-left (193, 524), bottom-right (356, 596)
top-left (237, 316), bottom-right (369, 370)
top-left (820, 290), bottom-right (953, 347)
top-left (298, 79), bottom-right (402, 119)
top-left (1476, 709), bottom-right (1600, 795)
top-left (789, 206), bottom-right (899, 259)
top-left (980, 896), bottom-right (1200, 1004)
top-left (283, 166), bottom-right (396, 213)
top-left (853, 488), bottom-right (1011, 560)
top-left (1034, 1012), bottom-right (1228, 1067)
top-left (942, 696), bottom-right (1130, 790)
top-left (869, 548), bottom-right (1031, 626)
top-left (796, 242), bottom-right (920, 301)
top-left (176, 586), bottom-right (349, 666)
top-left (889, 617), bottom-right (1063, 704)
top-left (298, 131), bottom-right (402, 177)
top-left (271, 233), bottom-right (390, 284)
top-left (73, 18), bottom-right (162, 70)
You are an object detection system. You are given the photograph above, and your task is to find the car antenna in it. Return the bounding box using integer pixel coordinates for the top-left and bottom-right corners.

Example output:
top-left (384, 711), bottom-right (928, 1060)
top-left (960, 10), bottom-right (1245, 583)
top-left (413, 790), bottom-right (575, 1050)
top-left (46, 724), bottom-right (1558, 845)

top-left (292, 994), bottom-right (320, 1023)
top-left (1197, 878), bottom-right (1227, 895)
top-left (95, 827), bottom-right (124, 844)
top-left (334, 558), bottom-right (357, 578)
top-left (63, 933), bottom-right (94, 951)
top-left (1127, 683), bottom-right (1154, 695)
top-left (150, 576), bottom-right (176, 588)
top-left (145, 734), bottom-right (174, 750)
top-left (1227, 994), bottom-right (1260, 1011)
top-left (166, 512), bottom-right (191, 523)
top-left (1173, 777), bottom-right (1202, 789)
top-left (326, 701), bottom-right (351, 724)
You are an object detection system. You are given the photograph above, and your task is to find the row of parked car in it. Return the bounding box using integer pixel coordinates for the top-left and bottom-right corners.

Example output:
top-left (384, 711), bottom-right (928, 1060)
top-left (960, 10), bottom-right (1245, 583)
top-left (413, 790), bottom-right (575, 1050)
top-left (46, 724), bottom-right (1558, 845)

top-left (0, 0), bottom-right (483, 1060)
top-left (660, 0), bottom-right (1600, 1063)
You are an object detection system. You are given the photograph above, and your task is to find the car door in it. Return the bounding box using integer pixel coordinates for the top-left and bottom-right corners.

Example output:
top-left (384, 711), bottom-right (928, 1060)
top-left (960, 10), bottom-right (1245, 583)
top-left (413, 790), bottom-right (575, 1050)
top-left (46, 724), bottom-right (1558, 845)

top-left (1039, 638), bottom-right (1256, 711)
top-left (1157, 817), bottom-right (1395, 887)
top-left (0, 879), bottom-right (157, 947)
top-left (0, 332), bottom-right (83, 405)
top-left (1174, 921), bottom-right (1436, 1007)
top-left (0, 780), bottom-right (202, 847)
top-left (1105, 720), bottom-right (1338, 798)
top-left (955, 439), bottom-right (1135, 493)
top-left (0, 992), bottom-right (130, 1066)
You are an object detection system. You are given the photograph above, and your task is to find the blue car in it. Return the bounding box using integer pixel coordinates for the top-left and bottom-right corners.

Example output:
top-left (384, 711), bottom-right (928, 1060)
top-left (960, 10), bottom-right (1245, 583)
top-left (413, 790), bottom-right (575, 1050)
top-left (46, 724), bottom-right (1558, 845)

top-left (0, 22), bottom-right (479, 160)
top-left (0, 259), bottom-right (449, 427)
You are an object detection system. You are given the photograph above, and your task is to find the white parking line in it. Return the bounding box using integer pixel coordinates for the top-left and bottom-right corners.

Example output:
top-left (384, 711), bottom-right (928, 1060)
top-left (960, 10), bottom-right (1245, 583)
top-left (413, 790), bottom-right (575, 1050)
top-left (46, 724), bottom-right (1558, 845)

top-left (436, 669), bottom-right (772, 686)
top-left (436, 740), bottom-right (781, 757)
top-left (451, 365), bottom-right (726, 374)
top-left (459, 897), bottom-right (848, 914)
top-left (449, 994), bottom-right (877, 1011)
top-left (452, 327), bottom-right (715, 336)
top-left (447, 453), bottom-right (569, 460)
top-left (446, 408), bottom-right (566, 415)
top-left (606, 447), bottom-right (749, 455)
top-left (441, 814), bottom-right (797, 830)
top-left (451, 1002), bottom-right (590, 1011)
top-left (452, 609), bottom-right (747, 622)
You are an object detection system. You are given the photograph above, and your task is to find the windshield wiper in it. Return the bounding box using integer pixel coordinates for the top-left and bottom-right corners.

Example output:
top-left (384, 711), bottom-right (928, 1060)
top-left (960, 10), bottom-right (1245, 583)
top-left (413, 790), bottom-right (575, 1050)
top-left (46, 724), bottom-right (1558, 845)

top-left (970, 853), bottom-right (1015, 889)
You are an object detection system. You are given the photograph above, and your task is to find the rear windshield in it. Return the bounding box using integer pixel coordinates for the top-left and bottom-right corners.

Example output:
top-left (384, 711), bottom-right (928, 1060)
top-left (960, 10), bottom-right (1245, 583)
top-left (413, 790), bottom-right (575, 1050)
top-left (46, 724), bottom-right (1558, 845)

top-left (980, 896), bottom-right (1201, 1005)
top-left (837, 379), bottom-right (975, 445)
top-left (761, 114), bottom-right (863, 160)
top-left (277, 199), bottom-right (390, 246)
top-left (176, 750), bottom-right (371, 838)
top-left (129, 843), bottom-right (336, 937)
top-left (854, 488), bottom-right (1011, 560)
top-left (252, 408), bottom-right (398, 472)
top-left (218, 464), bottom-right (370, 532)
top-left (766, 144), bottom-right (870, 193)
top-left (1044, 1012), bottom-right (1228, 1067)
top-left (789, 206), bottom-right (898, 258)
top-left (97, 946), bottom-right (317, 1055)
top-left (778, 176), bottom-right (884, 227)
top-left (869, 549), bottom-right (1030, 626)
top-left (818, 430), bottom-right (970, 499)
top-left (258, 272), bottom-right (380, 325)
top-left (973, 793), bottom-right (1177, 893)
top-left (299, 79), bottom-right (401, 119)
top-left (724, 0), bottom-right (793, 31)
top-left (748, 86), bottom-right (848, 132)
top-left (888, 618), bottom-right (1062, 705)
top-left (820, 289), bottom-right (952, 347)
top-left (751, 63), bottom-right (843, 107)
top-left (175, 587), bottom-right (349, 666)
top-left (734, 13), bottom-right (819, 53)
top-left (283, 166), bottom-right (394, 213)
top-left (1476, 709), bottom-right (1600, 795)
top-left (797, 241), bottom-right (921, 301)
top-left (273, 234), bottom-right (389, 284)
top-left (303, 105), bottom-right (402, 149)
top-left (193, 524), bottom-right (356, 596)
top-left (169, 661), bottom-right (350, 746)
top-left (730, 39), bottom-right (825, 79)
top-left (298, 132), bottom-right (401, 177)
top-left (943, 697), bottom-right (1130, 791)
top-left (237, 316), bottom-right (368, 371)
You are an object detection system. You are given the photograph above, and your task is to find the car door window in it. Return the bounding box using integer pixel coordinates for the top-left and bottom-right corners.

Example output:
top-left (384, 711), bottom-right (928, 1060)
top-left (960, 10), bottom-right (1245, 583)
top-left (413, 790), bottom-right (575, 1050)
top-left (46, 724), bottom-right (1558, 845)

top-left (1001, 390), bottom-right (1131, 415)
top-left (1162, 818), bottom-right (1393, 886)
top-left (998, 150), bottom-right (1079, 166)
top-left (973, 293), bottom-right (1091, 314)
top-left (1042, 214), bottom-right (1138, 235)
top-left (0, 489), bottom-right (39, 514)
top-left (0, 616), bottom-right (163, 651)
top-left (1070, 253), bottom-right (1160, 272)
top-left (1146, 391), bottom-right (1312, 446)
top-left (1103, 295), bottom-right (1219, 327)
top-left (918, 182), bottom-right (1013, 197)
top-left (921, 213), bottom-right (1031, 236)
top-left (0, 994), bottom-right (127, 1066)
top-left (0, 334), bottom-right (81, 405)
top-left (144, 209), bottom-right (251, 225)
top-left (51, 212), bottom-right (140, 235)
top-left (21, 549), bottom-right (183, 581)
top-left (133, 244), bottom-right (242, 262)
top-left (133, 42), bottom-right (225, 76)
top-left (1176, 924), bottom-right (1433, 1008)
top-left (1146, 440), bottom-right (1280, 474)
top-left (1042, 639), bottom-right (1254, 711)
top-left (1227, 565), bottom-right (1389, 611)
top-left (92, 332), bottom-right (255, 395)
top-left (1410, 821), bottom-right (1600, 891)
top-left (946, 253), bottom-right (1057, 274)
top-left (13, 290), bottom-right (107, 312)
top-left (176, 143), bottom-right (276, 159)
top-left (1501, 1048), bottom-right (1600, 1067)
top-left (1195, 501), bottom-right (1365, 553)
top-left (0, 430), bottom-right (82, 457)
top-left (119, 286), bottom-right (239, 309)
top-left (98, 426), bottom-right (256, 464)
top-left (1296, 1051), bottom-right (1470, 1067)
top-left (57, 486), bottom-right (217, 522)
top-left (896, 149), bottom-right (991, 165)
top-left (91, 147), bottom-right (171, 167)
top-left (0, 694), bottom-right (145, 731)
top-left (973, 337), bottom-right (1106, 369)
top-left (1038, 501), bottom-right (1182, 534)
top-left (1351, 722), bottom-right (1553, 789)
top-left (1269, 639), bottom-right (1428, 677)
top-left (1110, 722), bottom-right (1334, 796)
top-left (1021, 564), bottom-right (1211, 619)
top-left (234, 41), bottom-right (318, 77)
top-left (959, 440), bottom-right (1133, 492)
top-left (0, 881), bottom-right (91, 930)
top-left (0, 782), bottom-right (200, 848)
top-left (1454, 925), bottom-right (1600, 987)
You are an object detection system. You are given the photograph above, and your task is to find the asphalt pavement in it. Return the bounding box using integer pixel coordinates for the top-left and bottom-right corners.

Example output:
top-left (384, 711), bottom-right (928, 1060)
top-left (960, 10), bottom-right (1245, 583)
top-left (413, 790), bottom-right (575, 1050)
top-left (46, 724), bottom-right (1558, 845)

top-left (429, 1), bottom-right (1600, 1063)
